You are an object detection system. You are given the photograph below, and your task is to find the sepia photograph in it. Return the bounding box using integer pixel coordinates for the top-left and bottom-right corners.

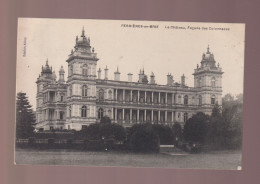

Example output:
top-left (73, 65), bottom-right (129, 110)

top-left (15, 18), bottom-right (245, 170)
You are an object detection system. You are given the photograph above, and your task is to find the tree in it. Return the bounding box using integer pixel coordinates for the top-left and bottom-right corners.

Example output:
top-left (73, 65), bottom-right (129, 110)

top-left (152, 124), bottom-right (174, 145)
top-left (222, 93), bottom-right (243, 149)
top-left (183, 112), bottom-right (209, 143)
top-left (172, 122), bottom-right (182, 144)
top-left (100, 116), bottom-right (111, 124)
top-left (211, 103), bottom-right (222, 118)
top-left (16, 92), bottom-right (35, 139)
top-left (129, 123), bottom-right (160, 152)
top-left (84, 123), bottom-right (101, 140)
top-left (100, 123), bottom-right (126, 141)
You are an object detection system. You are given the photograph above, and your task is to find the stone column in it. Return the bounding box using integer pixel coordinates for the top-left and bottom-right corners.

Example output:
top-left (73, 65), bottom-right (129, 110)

top-left (151, 110), bottom-right (154, 122)
top-left (159, 92), bottom-right (161, 104)
top-left (158, 110), bottom-right (160, 122)
top-left (166, 92), bottom-right (168, 104)
top-left (123, 89), bottom-right (125, 102)
top-left (145, 91), bottom-right (147, 103)
top-left (172, 93), bottom-right (174, 104)
top-left (115, 89), bottom-right (118, 101)
top-left (152, 92), bottom-right (154, 103)
top-left (130, 109), bottom-right (132, 122)
top-left (122, 108), bottom-right (125, 121)
top-left (165, 111), bottom-right (167, 123)
top-left (115, 108), bottom-right (117, 121)
top-left (130, 90), bottom-right (133, 101)
top-left (137, 109), bottom-right (140, 123)
top-left (111, 108), bottom-right (114, 120)
top-left (138, 91), bottom-right (140, 103)
top-left (172, 111), bottom-right (174, 123)
top-left (144, 110), bottom-right (147, 122)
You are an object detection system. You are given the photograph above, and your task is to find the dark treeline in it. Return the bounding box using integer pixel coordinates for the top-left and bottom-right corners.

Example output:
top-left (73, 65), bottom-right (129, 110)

top-left (183, 93), bottom-right (243, 150)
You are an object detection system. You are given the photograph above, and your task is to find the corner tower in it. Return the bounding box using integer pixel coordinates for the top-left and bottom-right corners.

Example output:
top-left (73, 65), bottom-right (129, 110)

top-left (193, 46), bottom-right (223, 114)
top-left (66, 27), bottom-right (99, 130)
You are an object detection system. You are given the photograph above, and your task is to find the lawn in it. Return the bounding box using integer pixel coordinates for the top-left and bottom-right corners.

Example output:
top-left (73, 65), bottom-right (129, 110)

top-left (15, 149), bottom-right (241, 170)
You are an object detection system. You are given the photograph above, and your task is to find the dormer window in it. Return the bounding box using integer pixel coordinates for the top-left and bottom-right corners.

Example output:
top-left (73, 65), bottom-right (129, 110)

top-left (184, 95), bottom-right (188, 105)
top-left (82, 64), bottom-right (88, 76)
top-left (211, 77), bottom-right (216, 87)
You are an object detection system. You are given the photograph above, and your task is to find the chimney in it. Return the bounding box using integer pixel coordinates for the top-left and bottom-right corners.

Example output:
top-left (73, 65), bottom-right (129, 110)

top-left (167, 73), bottom-right (173, 86)
top-left (114, 67), bottom-right (120, 81)
top-left (150, 72), bottom-right (155, 84)
top-left (138, 68), bottom-right (145, 83)
top-left (128, 73), bottom-right (133, 82)
top-left (104, 66), bottom-right (108, 80)
top-left (97, 68), bottom-right (101, 79)
top-left (181, 74), bottom-right (185, 86)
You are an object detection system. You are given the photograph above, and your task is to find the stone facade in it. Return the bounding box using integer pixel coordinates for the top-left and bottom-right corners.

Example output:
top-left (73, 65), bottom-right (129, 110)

top-left (35, 28), bottom-right (223, 131)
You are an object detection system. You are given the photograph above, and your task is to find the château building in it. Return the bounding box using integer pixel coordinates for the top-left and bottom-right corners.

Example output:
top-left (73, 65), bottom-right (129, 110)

top-left (35, 28), bottom-right (223, 131)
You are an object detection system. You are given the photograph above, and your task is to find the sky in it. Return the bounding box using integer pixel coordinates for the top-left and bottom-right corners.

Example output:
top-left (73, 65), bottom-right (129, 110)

top-left (16, 18), bottom-right (245, 110)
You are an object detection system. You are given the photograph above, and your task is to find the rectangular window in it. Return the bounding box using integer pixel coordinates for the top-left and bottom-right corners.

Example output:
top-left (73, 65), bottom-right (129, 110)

top-left (211, 98), bottom-right (215, 104)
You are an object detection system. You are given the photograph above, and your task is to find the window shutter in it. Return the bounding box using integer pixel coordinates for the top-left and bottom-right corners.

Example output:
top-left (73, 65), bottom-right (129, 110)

top-left (78, 105), bottom-right (80, 117)
top-left (88, 67), bottom-right (91, 76)
top-left (87, 106), bottom-right (90, 117)
top-left (87, 86), bottom-right (91, 97)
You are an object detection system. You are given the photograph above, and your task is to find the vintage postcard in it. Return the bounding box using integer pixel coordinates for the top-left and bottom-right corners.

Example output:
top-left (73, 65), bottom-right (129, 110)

top-left (15, 18), bottom-right (245, 169)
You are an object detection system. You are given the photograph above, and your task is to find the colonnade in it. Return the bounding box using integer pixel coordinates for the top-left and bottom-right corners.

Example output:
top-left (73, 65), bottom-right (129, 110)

top-left (113, 108), bottom-right (176, 124)
top-left (114, 89), bottom-right (176, 105)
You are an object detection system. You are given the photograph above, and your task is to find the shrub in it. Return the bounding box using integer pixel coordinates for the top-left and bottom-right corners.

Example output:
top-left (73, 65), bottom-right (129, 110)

top-left (183, 112), bottom-right (209, 144)
top-left (100, 116), bottom-right (112, 124)
top-left (152, 124), bottom-right (174, 145)
top-left (172, 122), bottom-right (183, 145)
top-left (129, 123), bottom-right (160, 153)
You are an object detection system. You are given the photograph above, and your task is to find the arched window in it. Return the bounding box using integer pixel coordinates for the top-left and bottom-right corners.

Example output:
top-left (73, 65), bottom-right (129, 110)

top-left (69, 106), bottom-right (72, 117)
top-left (98, 108), bottom-right (104, 119)
top-left (211, 77), bottom-right (216, 87)
top-left (81, 105), bottom-right (87, 117)
top-left (198, 95), bottom-right (202, 105)
top-left (198, 77), bottom-right (202, 87)
top-left (108, 90), bottom-right (112, 100)
top-left (108, 110), bottom-right (112, 118)
top-left (99, 89), bottom-right (104, 100)
top-left (184, 112), bottom-right (188, 122)
top-left (82, 85), bottom-right (88, 97)
top-left (59, 111), bottom-right (64, 120)
top-left (184, 95), bottom-right (188, 105)
top-left (178, 95), bottom-right (181, 104)
top-left (211, 95), bottom-right (216, 105)
top-left (82, 64), bottom-right (88, 76)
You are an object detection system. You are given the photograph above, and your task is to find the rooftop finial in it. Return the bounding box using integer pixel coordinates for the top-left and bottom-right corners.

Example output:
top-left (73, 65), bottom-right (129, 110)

top-left (117, 66), bottom-right (119, 72)
top-left (46, 58), bottom-right (48, 66)
top-left (81, 26), bottom-right (85, 37)
top-left (207, 44), bottom-right (210, 53)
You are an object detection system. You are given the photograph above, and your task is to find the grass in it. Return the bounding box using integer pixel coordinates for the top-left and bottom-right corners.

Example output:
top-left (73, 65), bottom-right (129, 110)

top-left (15, 148), bottom-right (241, 170)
